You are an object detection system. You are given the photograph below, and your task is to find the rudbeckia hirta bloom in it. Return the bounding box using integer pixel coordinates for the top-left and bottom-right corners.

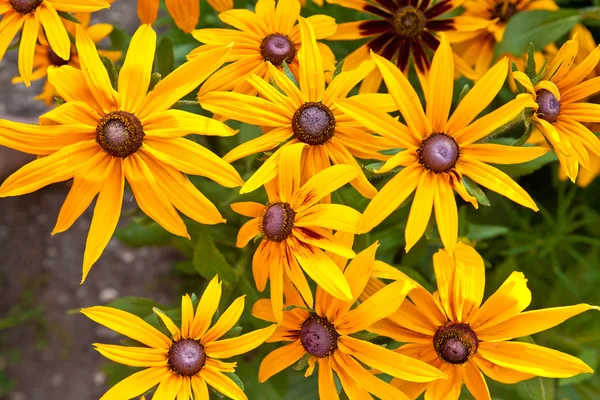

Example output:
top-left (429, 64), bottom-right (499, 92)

top-left (327, 0), bottom-right (490, 92)
top-left (191, 0), bottom-right (336, 96)
top-left (0, 24), bottom-right (243, 282)
top-left (335, 35), bottom-right (545, 253)
top-left (253, 243), bottom-right (447, 399)
top-left (365, 242), bottom-right (598, 399)
top-left (231, 142), bottom-right (362, 323)
top-left (448, 0), bottom-right (558, 79)
top-left (201, 17), bottom-right (392, 198)
top-left (0, 0), bottom-right (110, 86)
top-left (12, 12), bottom-right (122, 106)
top-left (513, 37), bottom-right (600, 182)
top-left (83, 276), bottom-right (277, 400)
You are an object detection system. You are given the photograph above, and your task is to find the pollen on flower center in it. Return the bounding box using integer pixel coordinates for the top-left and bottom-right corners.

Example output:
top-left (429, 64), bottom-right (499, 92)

top-left (10, 0), bottom-right (43, 14)
top-left (300, 315), bottom-right (339, 358)
top-left (292, 102), bottom-right (336, 145)
top-left (47, 47), bottom-right (68, 67)
top-left (260, 33), bottom-right (296, 66)
top-left (393, 6), bottom-right (426, 38)
top-left (491, 2), bottom-right (518, 22)
top-left (433, 322), bottom-right (479, 365)
top-left (417, 133), bottom-right (460, 173)
top-left (96, 111), bottom-right (145, 158)
top-left (260, 202), bottom-right (296, 242)
top-left (536, 89), bottom-right (561, 123)
top-left (168, 339), bottom-right (206, 376)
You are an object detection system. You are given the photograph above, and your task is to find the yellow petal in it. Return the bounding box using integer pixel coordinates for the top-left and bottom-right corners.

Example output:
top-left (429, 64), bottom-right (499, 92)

top-left (318, 358), bottom-right (340, 400)
top-left (426, 34), bottom-right (453, 132)
top-left (154, 373), bottom-right (183, 400)
top-left (202, 296), bottom-right (245, 344)
top-left (231, 202), bottom-right (264, 218)
top-left (118, 24), bottom-right (156, 113)
top-left (461, 360), bottom-right (491, 400)
top-left (561, 102), bottom-right (600, 122)
top-left (0, 12), bottom-right (24, 63)
top-left (153, 307), bottom-right (181, 340)
top-left (190, 276), bottom-right (222, 339)
top-left (180, 294), bottom-right (194, 338)
top-left (266, 62), bottom-right (306, 105)
top-left (81, 306), bottom-right (171, 349)
top-left (433, 174), bottom-right (458, 254)
top-left (236, 218), bottom-right (260, 248)
top-left (462, 143), bottom-right (548, 164)
top-left (323, 60), bottom-right (375, 106)
top-left (275, 0), bottom-right (301, 34)
top-left (201, 365), bottom-right (247, 400)
top-left (165, 0), bottom-right (199, 33)
top-left (223, 126), bottom-right (292, 163)
top-left (534, 80), bottom-right (561, 101)
top-left (561, 76), bottom-right (600, 104)
top-left (137, 0), bottom-right (159, 24)
top-left (39, 101), bottom-right (101, 127)
top-left (473, 354), bottom-right (535, 384)
top-left (94, 344), bottom-right (168, 367)
top-left (278, 142), bottom-right (305, 202)
top-left (258, 340), bottom-right (305, 382)
top-left (291, 164), bottom-right (358, 211)
top-left (478, 341), bottom-right (594, 378)
top-left (423, 364), bottom-right (462, 400)
top-left (295, 204), bottom-right (361, 232)
top-left (297, 16), bottom-right (324, 102)
top-left (39, 3), bottom-right (70, 60)
top-left (204, 324), bottom-right (277, 359)
top-left (124, 154), bottom-right (189, 238)
top-left (18, 13), bottom-right (39, 87)
top-left (338, 336), bottom-right (447, 382)
top-left (325, 138), bottom-right (379, 199)
top-left (292, 227), bottom-right (355, 259)
top-left (470, 272), bottom-right (531, 330)
top-left (99, 367), bottom-right (169, 400)
top-left (511, 71), bottom-right (535, 94)
top-left (208, 0), bottom-right (234, 13)
top-left (47, 65), bottom-right (100, 110)
top-left (547, 38), bottom-right (578, 82)
top-left (405, 171), bottom-right (436, 252)
top-left (559, 44), bottom-right (600, 90)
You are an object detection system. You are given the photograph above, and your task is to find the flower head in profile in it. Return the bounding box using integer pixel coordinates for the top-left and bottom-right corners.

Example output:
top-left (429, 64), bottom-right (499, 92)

top-left (365, 242), bottom-right (598, 400)
top-left (0, 24), bottom-right (243, 282)
top-left (231, 142), bottom-right (361, 323)
top-left (0, 0), bottom-right (110, 86)
top-left (513, 34), bottom-right (600, 183)
top-left (201, 17), bottom-right (393, 198)
top-left (191, 0), bottom-right (337, 96)
top-left (335, 35), bottom-right (545, 253)
top-left (327, 0), bottom-right (491, 92)
top-left (448, 0), bottom-right (558, 79)
top-left (253, 243), bottom-right (447, 399)
top-left (83, 276), bottom-right (277, 400)
top-left (11, 12), bottom-right (122, 106)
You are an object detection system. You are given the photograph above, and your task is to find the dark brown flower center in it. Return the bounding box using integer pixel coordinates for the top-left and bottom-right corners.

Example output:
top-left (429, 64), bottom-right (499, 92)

top-left (47, 47), bottom-right (69, 67)
top-left (96, 111), bottom-right (145, 158)
top-left (433, 322), bottom-right (478, 365)
top-left (393, 6), bottom-right (426, 38)
top-left (417, 133), bottom-right (459, 173)
top-left (260, 202), bottom-right (295, 242)
top-left (300, 315), bottom-right (339, 358)
top-left (260, 33), bottom-right (296, 66)
top-left (168, 339), bottom-right (206, 376)
top-left (10, 0), bottom-right (43, 14)
top-left (491, 2), bottom-right (518, 23)
top-left (292, 102), bottom-right (336, 145)
top-left (536, 89), bottom-right (561, 123)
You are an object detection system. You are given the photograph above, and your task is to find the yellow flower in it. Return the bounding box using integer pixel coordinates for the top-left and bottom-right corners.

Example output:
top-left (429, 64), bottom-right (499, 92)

top-left (448, 0), bottom-right (558, 79)
top-left (326, 0), bottom-right (491, 92)
top-left (191, 0), bottom-right (337, 96)
top-left (0, 25), bottom-right (243, 282)
top-left (364, 242), bottom-right (598, 400)
top-left (82, 276), bottom-right (277, 400)
top-left (11, 12), bottom-right (122, 107)
top-left (201, 17), bottom-right (394, 198)
top-left (231, 142), bottom-right (361, 323)
top-left (137, 0), bottom-right (229, 33)
top-left (335, 35), bottom-right (545, 253)
top-left (0, 0), bottom-right (110, 86)
top-left (513, 37), bottom-right (600, 182)
top-left (252, 243), bottom-right (448, 399)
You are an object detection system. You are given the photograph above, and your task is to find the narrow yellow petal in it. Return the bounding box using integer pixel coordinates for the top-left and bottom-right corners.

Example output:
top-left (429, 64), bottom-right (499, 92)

top-left (94, 344), bottom-right (168, 367)
top-left (433, 174), bottom-right (458, 254)
top-left (153, 307), bottom-right (181, 340)
top-left (462, 144), bottom-right (548, 164)
top-left (153, 373), bottom-right (183, 400)
top-left (204, 324), bottom-right (277, 359)
top-left (201, 365), bottom-right (247, 400)
top-left (405, 171), bottom-right (436, 252)
top-left (292, 227), bottom-right (355, 259)
top-left (165, 0), bottom-right (199, 33)
top-left (223, 126), bottom-right (292, 163)
top-left (236, 218), bottom-right (260, 248)
top-left (460, 361), bottom-right (491, 400)
top-left (39, 3), bottom-right (70, 60)
top-left (180, 294), bottom-right (194, 338)
top-left (47, 65), bottom-right (100, 110)
top-left (295, 204), bottom-right (361, 232)
top-left (291, 164), bottom-right (358, 211)
top-left (191, 376), bottom-right (209, 400)
top-left (202, 296), bottom-right (245, 344)
top-left (426, 34), bottom-right (453, 132)
top-left (511, 71), bottom-right (535, 94)
top-left (137, 0), bottom-right (159, 24)
top-left (190, 276), bottom-right (222, 339)
top-left (473, 354), bottom-right (535, 384)
top-left (0, 12), bottom-right (24, 63)
top-left (278, 142), bottom-right (306, 202)
top-left (258, 340), bottom-right (305, 382)
top-left (99, 367), bottom-right (169, 400)
top-left (318, 358), bottom-right (340, 400)
top-left (297, 16), bottom-right (324, 102)
top-left (18, 13), bottom-right (39, 87)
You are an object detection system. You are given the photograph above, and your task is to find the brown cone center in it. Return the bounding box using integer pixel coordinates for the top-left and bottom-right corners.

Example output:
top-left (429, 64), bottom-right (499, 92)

top-left (168, 339), bottom-right (206, 376)
top-left (292, 102), bottom-right (336, 145)
top-left (418, 133), bottom-right (459, 173)
top-left (47, 47), bottom-right (69, 67)
top-left (260, 202), bottom-right (295, 242)
top-left (433, 322), bottom-right (478, 365)
top-left (536, 89), bottom-right (561, 123)
top-left (260, 33), bottom-right (296, 66)
top-left (300, 315), bottom-right (339, 358)
top-left (393, 6), bottom-right (426, 38)
top-left (491, 2), bottom-right (518, 22)
top-left (96, 111), bottom-right (145, 158)
top-left (10, 0), bottom-right (43, 14)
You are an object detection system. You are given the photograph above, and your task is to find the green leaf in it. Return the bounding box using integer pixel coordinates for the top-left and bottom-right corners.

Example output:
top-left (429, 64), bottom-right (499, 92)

top-left (379, 148), bottom-right (403, 156)
top-left (526, 43), bottom-right (537, 80)
top-left (495, 151), bottom-right (557, 178)
top-left (282, 61), bottom-right (298, 87)
top-left (467, 224), bottom-right (510, 241)
top-left (109, 26), bottom-right (130, 53)
top-left (100, 55), bottom-right (118, 91)
top-left (282, 305), bottom-right (313, 313)
top-left (192, 234), bottom-right (238, 286)
top-left (517, 376), bottom-right (556, 400)
top-left (463, 176), bottom-right (491, 207)
top-left (115, 219), bottom-right (173, 247)
top-left (191, 293), bottom-right (199, 311)
top-left (152, 307), bottom-right (174, 338)
top-left (495, 9), bottom-right (580, 57)
top-left (7, 34), bottom-right (21, 52)
top-left (457, 84), bottom-right (471, 103)
top-left (156, 36), bottom-right (175, 77)
top-left (220, 326), bottom-right (243, 340)
top-left (513, 110), bottom-right (535, 146)
top-left (332, 59), bottom-right (345, 80)
top-left (148, 72), bottom-right (162, 92)
top-left (223, 372), bottom-right (244, 392)
top-left (106, 297), bottom-right (163, 319)
top-left (349, 331), bottom-right (379, 341)
top-left (292, 353), bottom-right (310, 371)
top-left (57, 11), bottom-right (80, 24)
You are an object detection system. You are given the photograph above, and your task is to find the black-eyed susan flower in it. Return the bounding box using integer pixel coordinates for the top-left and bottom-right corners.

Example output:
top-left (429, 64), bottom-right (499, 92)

top-left (231, 142), bottom-right (361, 323)
top-left (327, 0), bottom-right (491, 92)
top-left (513, 37), bottom-right (600, 182)
top-left (0, 24), bottom-right (243, 282)
top-left (11, 12), bottom-right (122, 107)
top-left (252, 243), bottom-right (448, 399)
top-left (448, 0), bottom-right (558, 79)
top-left (335, 35), bottom-right (545, 253)
top-left (0, 0), bottom-right (110, 86)
top-left (364, 242), bottom-right (598, 400)
top-left (201, 17), bottom-right (393, 198)
top-left (191, 0), bottom-right (336, 96)
top-left (83, 276), bottom-right (277, 400)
